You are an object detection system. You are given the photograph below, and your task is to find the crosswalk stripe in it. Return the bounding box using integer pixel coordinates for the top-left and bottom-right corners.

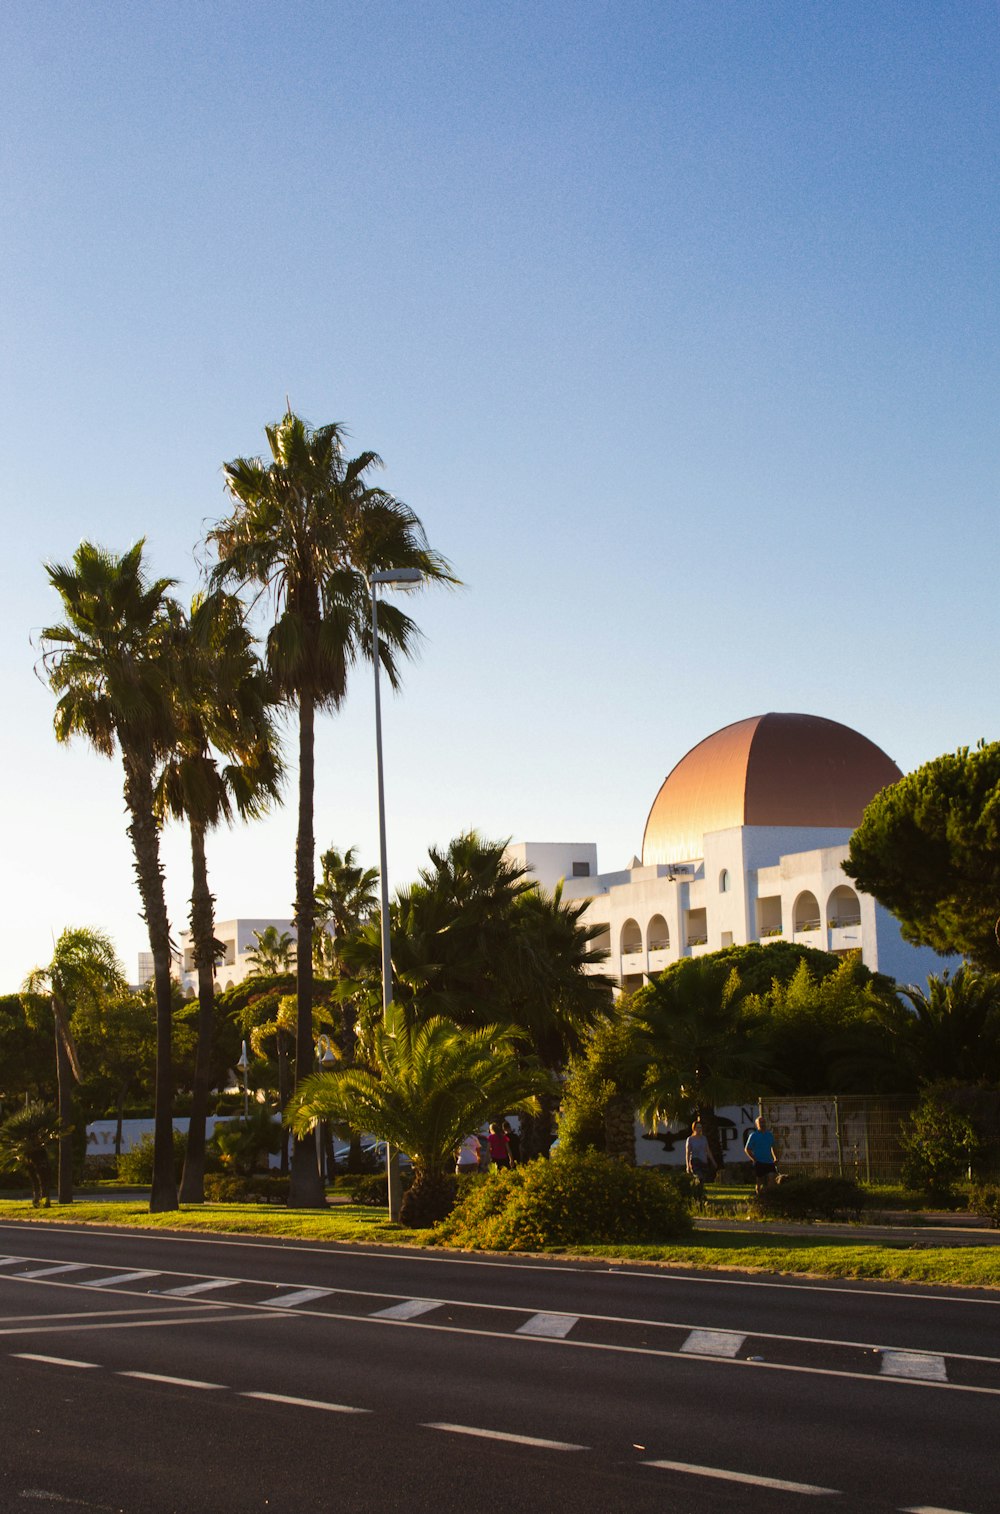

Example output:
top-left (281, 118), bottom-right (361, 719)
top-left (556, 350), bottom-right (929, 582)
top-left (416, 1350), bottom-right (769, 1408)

top-left (267, 1288), bottom-right (333, 1309)
top-left (371, 1298), bottom-right (442, 1320)
top-left (15, 1264), bottom-right (89, 1279)
top-left (681, 1329), bottom-right (747, 1358)
top-left (879, 1350), bottom-right (948, 1382)
top-left (84, 1271), bottom-right (157, 1289)
top-left (516, 1313), bottom-right (579, 1339)
top-left (159, 1278), bottom-right (242, 1297)
top-left (643, 1459), bottom-right (838, 1495)
top-left (0, 1258), bottom-right (25, 1268)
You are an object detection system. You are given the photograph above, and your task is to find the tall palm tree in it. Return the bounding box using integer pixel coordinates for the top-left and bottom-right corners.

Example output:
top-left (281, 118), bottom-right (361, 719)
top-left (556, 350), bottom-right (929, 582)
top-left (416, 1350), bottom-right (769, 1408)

top-left (896, 968), bottom-right (1000, 1086)
top-left (287, 1009), bottom-right (551, 1226)
top-left (22, 927), bottom-right (126, 1202)
top-left (314, 845), bottom-right (379, 977)
top-left (208, 410), bottom-right (452, 1206)
top-left (154, 591), bottom-right (283, 1203)
top-left (40, 541), bottom-right (181, 1212)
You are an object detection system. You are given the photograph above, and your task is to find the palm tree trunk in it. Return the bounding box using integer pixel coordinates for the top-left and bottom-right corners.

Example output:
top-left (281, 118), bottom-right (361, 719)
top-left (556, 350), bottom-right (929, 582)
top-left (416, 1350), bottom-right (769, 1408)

top-left (53, 1008), bottom-right (74, 1204)
top-left (276, 1027), bottom-right (290, 1174)
top-left (179, 819), bottom-right (216, 1204)
top-left (289, 690), bottom-right (324, 1207)
top-left (123, 753), bottom-right (178, 1213)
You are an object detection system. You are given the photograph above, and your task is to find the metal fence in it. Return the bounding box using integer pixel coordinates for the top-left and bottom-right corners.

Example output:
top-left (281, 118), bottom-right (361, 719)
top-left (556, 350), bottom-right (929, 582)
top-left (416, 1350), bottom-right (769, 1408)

top-left (758, 1096), bottom-right (912, 1184)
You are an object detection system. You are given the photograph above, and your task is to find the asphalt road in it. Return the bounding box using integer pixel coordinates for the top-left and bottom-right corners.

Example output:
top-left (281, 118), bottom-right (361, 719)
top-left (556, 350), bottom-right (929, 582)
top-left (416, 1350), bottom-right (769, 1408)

top-left (0, 1220), bottom-right (997, 1514)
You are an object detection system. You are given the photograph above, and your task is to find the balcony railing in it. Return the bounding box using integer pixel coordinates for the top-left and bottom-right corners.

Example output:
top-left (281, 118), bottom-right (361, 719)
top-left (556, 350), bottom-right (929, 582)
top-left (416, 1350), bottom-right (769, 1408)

top-left (759, 925), bottom-right (783, 938)
top-left (828, 915), bottom-right (862, 929)
top-left (794, 919), bottom-right (821, 933)
top-left (687, 934), bottom-right (708, 947)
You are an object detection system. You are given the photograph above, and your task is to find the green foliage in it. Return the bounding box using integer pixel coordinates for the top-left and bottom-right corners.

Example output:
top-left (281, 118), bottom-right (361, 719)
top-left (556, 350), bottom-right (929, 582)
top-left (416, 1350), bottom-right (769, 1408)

top-left (900, 1090), bottom-right (980, 1200)
top-left (118, 1129), bottom-right (186, 1185)
top-left (751, 1176), bottom-right (865, 1221)
top-left (437, 1152), bottom-right (694, 1250)
top-left (894, 970), bottom-right (1000, 1088)
top-left (210, 1108), bottom-right (283, 1176)
top-left (0, 1102), bottom-right (59, 1206)
top-left (0, 994), bottom-right (53, 1102)
top-left (968, 1184), bottom-right (1000, 1228)
top-left (203, 1173), bottom-right (290, 1204)
top-left (557, 1010), bottom-right (644, 1159)
top-left (846, 741), bottom-right (1000, 969)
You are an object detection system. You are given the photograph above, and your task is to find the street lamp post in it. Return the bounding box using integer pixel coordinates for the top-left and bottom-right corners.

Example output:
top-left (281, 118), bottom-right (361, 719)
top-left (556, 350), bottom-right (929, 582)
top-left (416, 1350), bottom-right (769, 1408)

top-left (370, 566), bottom-right (422, 1221)
top-left (314, 1034), bottom-right (337, 1186)
top-left (237, 1040), bottom-right (250, 1125)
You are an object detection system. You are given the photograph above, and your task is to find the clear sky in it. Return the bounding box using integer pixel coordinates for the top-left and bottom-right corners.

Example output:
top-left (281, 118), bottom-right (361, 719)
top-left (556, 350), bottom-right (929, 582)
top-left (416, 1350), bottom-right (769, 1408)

top-left (2, 1), bottom-right (997, 989)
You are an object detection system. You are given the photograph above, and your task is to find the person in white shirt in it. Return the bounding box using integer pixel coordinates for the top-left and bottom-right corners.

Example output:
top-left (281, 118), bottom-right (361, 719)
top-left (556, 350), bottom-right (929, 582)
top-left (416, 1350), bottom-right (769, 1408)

top-left (455, 1133), bottom-right (481, 1174)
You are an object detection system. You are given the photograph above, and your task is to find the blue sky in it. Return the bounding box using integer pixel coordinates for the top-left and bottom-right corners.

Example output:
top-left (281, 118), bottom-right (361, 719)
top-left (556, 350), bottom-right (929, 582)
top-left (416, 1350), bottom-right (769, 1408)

top-left (2, 1), bottom-right (997, 987)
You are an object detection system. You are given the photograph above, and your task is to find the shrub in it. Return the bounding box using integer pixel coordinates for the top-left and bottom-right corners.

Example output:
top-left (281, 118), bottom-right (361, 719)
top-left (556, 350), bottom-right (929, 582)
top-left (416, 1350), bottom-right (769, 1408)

top-left (118, 1129), bottom-right (186, 1186)
top-left (203, 1173), bottom-right (290, 1204)
top-left (346, 1170), bottom-right (415, 1208)
top-left (750, 1175), bottom-right (865, 1222)
top-left (900, 1093), bottom-right (979, 1201)
top-left (969, 1183), bottom-right (1000, 1229)
top-left (437, 1152), bottom-right (694, 1251)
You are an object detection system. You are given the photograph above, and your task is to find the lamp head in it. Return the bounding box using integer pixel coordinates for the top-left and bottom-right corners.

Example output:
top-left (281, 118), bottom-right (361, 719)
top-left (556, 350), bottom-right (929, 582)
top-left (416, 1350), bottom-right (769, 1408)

top-left (371, 567), bottom-right (423, 589)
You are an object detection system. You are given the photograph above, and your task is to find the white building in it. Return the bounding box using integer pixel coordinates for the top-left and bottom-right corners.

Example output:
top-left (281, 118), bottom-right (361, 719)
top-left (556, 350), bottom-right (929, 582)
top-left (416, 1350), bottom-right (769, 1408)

top-left (174, 917), bottom-right (296, 996)
top-left (509, 712), bottom-right (946, 990)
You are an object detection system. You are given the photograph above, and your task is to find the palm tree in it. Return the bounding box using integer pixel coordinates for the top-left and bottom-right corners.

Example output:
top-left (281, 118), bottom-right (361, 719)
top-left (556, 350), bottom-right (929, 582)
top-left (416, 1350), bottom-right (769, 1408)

top-left (22, 927), bottom-right (126, 1202)
top-left (246, 927), bottom-right (297, 977)
top-left (314, 845), bottom-right (379, 977)
top-left (208, 409), bottom-right (452, 1206)
top-left (896, 968), bottom-right (1000, 1087)
top-left (0, 1102), bottom-right (59, 1207)
top-left (40, 540), bottom-right (181, 1212)
top-left (154, 591), bottom-right (283, 1203)
top-left (287, 1010), bottom-right (551, 1226)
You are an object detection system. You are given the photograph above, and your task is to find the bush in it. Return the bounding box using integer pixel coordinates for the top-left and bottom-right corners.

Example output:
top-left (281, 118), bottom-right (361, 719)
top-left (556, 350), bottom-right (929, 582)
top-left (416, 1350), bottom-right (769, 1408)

top-left (203, 1173), bottom-right (290, 1204)
top-left (900, 1092), bottom-right (979, 1201)
top-left (750, 1175), bottom-right (865, 1222)
top-left (345, 1169), bottom-right (415, 1208)
top-left (117, 1129), bottom-right (186, 1185)
top-left (437, 1152), bottom-right (694, 1251)
top-left (969, 1183), bottom-right (1000, 1228)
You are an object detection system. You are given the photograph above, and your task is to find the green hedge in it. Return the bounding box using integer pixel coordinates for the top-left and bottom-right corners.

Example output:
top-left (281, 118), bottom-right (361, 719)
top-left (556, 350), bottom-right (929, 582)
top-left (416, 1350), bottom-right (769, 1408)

top-left (118, 1130), bottom-right (186, 1185)
top-left (203, 1173), bottom-right (290, 1204)
top-left (751, 1175), bottom-right (865, 1222)
top-left (345, 1170), bottom-right (415, 1207)
top-left (969, 1183), bottom-right (1000, 1228)
top-left (437, 1152), bottom-right (694, 1250)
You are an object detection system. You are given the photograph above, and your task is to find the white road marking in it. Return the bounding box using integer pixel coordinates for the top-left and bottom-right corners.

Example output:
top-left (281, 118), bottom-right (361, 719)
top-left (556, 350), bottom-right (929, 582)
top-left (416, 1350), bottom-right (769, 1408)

top-left (119, 1371), bottom-right (223, 1389)
top-left (14, 1264), bottom-right (89, 1279)
top-left (241, 1391), bottom-right (368, 1413)
top-left (901, 1506), bottom-right (974, 1513)
top-left (83, 1271), bottom-right (157, 1289)
top-left (0, 1257), bottom-right (26, 1267)
top-left (266, 1288), bottom-right (333, 1309)
top-left (424, 1422), bottom-right (585, 1451)
top-left (516, 1312), bottom-right (579, 1338)
top-left (13, 1353), bottom-right (98, 1369)
top-left (681, 1328), bottom-right (746, 1357)
top-left (158, 1278), bottom-right (242, 1297)
top-left (370, 1298), bottom-right (442, 1320)
top-left (880, 1350), bottom-right (948, 1382)
top-left (643, 1459), bottom-right (838, 1494)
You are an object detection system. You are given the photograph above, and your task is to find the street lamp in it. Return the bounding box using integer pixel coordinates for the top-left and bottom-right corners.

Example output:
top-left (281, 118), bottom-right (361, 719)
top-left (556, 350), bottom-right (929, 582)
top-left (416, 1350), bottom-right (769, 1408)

top-left (314, 1034), bottom-right (337, 1186)
top-left (370, 566), bottom-right (422, 1220)
top-left (237, 1040), bottom-right (250, 1125)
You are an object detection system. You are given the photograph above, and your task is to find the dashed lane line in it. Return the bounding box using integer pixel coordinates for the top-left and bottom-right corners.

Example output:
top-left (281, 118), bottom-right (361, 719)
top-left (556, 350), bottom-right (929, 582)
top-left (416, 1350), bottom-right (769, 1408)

top-left (516, 1312), bottom-right (579, 1338)
top-left (119, 1371), bottom-right (223, 1390)
top-left (880, 1351), bottom-right (948, 1382)
top-left (241, 1391), bottom-right (368, 1414)
top-left (266, 1287), bottom-right (334, 1309)
top-left (370, 1298), bottom-right (442, 1320)
top-left (12, 1354), bottom-right (98, 1369)
top-left (681, 1329), bottom-right (747, 1358)
top-left (642, 1459), bottom-right (838, 1495)
top-left (901, 1506), bottom-right (974, 1513)
top-left (423, 1423), bottom-right (585, 1451)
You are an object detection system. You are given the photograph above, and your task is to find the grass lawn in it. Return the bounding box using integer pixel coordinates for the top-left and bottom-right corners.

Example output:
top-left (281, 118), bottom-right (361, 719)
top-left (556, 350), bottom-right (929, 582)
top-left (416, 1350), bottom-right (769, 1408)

top-left (0, 1198), bottom-right (997, 1289)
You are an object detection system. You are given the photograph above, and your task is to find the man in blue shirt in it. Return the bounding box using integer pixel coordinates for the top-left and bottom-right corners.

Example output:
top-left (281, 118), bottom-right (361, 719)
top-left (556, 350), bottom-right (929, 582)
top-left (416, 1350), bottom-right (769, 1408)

top-left (745, 1116), bottom-right (779, 1196)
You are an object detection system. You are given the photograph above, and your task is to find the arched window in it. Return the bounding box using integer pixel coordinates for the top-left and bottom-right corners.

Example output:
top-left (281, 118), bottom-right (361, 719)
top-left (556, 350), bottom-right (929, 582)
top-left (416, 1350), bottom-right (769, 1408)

top-left (647, 915), bottom-right (669, 951)
top-left (793, 891), bottom-right (821, 933)
top-left (719, 868), bottom-right (730, 893)
top-left (621, 919), bottom-right (643, 955)
top-left (827, 884), bottom-right (861, 928)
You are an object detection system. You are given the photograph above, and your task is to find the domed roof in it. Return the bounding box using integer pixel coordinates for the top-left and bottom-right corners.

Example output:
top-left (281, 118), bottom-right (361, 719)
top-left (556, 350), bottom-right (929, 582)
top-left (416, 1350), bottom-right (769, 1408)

top-left (641, 713), bottom-right (902, 867)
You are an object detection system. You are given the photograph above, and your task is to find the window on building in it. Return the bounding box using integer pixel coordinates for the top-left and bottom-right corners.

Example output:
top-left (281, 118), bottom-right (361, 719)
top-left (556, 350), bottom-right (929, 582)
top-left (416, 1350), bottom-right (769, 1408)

top-left (719, 869), bottom-right (730, 893)
top-left (572, 861), bottom-right (591, 877)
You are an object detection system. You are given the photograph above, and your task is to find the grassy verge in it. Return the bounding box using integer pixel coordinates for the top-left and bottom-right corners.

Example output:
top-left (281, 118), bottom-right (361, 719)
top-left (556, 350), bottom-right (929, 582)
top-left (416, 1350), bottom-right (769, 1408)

top-left (0, 1199), bottom-right (997, 1289)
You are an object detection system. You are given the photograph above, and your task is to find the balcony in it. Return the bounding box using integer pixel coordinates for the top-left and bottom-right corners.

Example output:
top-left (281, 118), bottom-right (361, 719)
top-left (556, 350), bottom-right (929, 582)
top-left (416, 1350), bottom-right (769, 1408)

top-left (621, 951), bottom-right (646, 976)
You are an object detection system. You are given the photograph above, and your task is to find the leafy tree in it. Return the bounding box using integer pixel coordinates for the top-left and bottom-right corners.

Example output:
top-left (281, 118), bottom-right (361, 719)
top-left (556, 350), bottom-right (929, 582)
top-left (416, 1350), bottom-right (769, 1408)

top-left (0, 994), bottom-right (53, 1107)
top-left (210, 1107), bottom-right (283, 1176)
top-left (154, 591), bottom-right (282, 1203)
top-left (209, 409), bottom-right (452, 1206)
top-left (845, 741), bottom-right (1000, 970)
top-left (22, 927), bottom-right (126, 1202)
top-left (71, 986), bottom-right (156, 1159)
top-left (900, 1088), bottom-right (980, 1200)
top-left (40, 541), bottom-right (181, 1211)
top-left (893, 968), bottom-right (1000, 1088)
top-left (246, 927), bottom-right (297, 977)
top-left (557, 1008), bottom-right (645, 1163)
top-left (0, 1102), bottom-right (59, 1207)
top-left (287, 1011), bottom-right (550, 1226)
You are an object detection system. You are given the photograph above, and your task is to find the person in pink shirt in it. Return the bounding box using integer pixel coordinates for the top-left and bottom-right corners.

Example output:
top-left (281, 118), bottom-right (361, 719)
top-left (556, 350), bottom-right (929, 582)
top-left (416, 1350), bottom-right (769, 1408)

top-left (487, 1122), bottom-right (511, 1169)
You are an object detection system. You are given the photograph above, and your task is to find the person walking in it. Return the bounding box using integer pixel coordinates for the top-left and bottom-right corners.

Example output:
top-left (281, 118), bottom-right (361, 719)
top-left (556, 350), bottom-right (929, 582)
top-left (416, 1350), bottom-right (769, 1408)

top-left (487, 1122), bottom-right (511, 1169)
top-left (455, 1133), bottom-right (481, 1175)
top-left (502, 1119), bottom-right (521, 1165)
top-left (684, 1119), bottom-right (717, 1201)
top-left (744, 1115), bottom-right (779, 1195)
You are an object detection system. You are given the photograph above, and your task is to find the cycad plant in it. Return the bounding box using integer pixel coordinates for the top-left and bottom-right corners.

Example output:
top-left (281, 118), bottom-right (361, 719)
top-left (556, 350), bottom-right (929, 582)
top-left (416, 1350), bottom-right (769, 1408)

top-left (0, 1102), bottom-right (59, 1207)
top-left (208, 410), bottom-right (452, 1206)
top-left (287, 1010), bottom-right (551, 1225)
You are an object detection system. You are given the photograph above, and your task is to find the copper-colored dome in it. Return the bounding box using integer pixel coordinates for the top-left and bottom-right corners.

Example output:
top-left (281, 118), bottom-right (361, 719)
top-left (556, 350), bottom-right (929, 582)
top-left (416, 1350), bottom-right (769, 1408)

top-left (641, 713), bottom-right (902, 867)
